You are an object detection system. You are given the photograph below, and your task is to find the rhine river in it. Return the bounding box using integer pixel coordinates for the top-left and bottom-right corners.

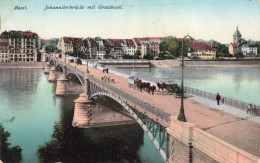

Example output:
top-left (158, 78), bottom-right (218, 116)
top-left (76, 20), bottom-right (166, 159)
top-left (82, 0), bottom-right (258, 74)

top-left (0, 69), bottom-right (163, 163)
top-left (121, 67), bottom-right (260, 106)
top-left (0, 67), bottom-right (259, 162)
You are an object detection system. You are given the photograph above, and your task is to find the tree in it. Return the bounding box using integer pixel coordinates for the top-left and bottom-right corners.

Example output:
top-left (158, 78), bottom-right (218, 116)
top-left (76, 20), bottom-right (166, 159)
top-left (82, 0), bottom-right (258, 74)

top-left (238, 38), bottom-right (247, 45)
top-left (0, 123), bottom-right (22, 162)
top-left (255, 41), bottom-right (260, 55)
top-left (209, 40), bottom-right (229, 57)
top-left (234, 52), bottom-right (244, 58)
top-left (168, 39), bottom-right (180, 57)
top-left (159, 36), bottom-right (175, 53)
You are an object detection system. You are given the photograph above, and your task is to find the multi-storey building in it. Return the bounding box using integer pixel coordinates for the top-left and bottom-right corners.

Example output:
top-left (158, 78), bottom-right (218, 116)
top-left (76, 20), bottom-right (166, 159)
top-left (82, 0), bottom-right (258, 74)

top-left (0, 31), bottom-right (9, 62)
top-left (84, 38), bottom-right (96, 58)
top-left (133, 37), bottom-right (161, 58)
top-left (60, 37), bottom-right (83, 55)
top-left (108, 39), bottom-right (123, 59)
top-left (0, 30), bottom-right (39, 62)
top-left (241, 44), bottom-right (258, 57)
top-left (189, 42), bottom-right (216, 59)
top-left (95, 37), bottom-right (106, 59)
top-left (120, 39), bottom-right (135, 56)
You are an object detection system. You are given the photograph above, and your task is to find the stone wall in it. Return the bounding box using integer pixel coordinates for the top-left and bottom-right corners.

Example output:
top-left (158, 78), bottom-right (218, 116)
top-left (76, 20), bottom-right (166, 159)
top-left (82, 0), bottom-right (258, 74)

top-left (167, 116), bottom-right (260, 163)
top-left (0, 62), bottom-right (44, 69)
top-left (150, 60), bottom-right (260, 68)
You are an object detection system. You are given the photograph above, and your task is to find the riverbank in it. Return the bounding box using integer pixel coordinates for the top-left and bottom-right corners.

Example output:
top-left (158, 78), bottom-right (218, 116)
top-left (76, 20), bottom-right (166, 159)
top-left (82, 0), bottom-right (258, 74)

top-left (0, 62), bottom-right (44, 69)
top-left (150, 60), bottom-right (260, 68)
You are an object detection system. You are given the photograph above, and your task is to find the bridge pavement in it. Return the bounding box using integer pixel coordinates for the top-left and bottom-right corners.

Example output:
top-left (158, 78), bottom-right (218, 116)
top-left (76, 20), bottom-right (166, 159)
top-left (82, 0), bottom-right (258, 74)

top-left (58, 57), bottom-right (260, 158)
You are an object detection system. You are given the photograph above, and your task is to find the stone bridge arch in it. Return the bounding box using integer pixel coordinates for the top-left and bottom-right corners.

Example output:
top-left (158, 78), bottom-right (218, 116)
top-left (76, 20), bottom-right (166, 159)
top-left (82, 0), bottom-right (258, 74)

top-left (88, 83), bottom-right (169, 162)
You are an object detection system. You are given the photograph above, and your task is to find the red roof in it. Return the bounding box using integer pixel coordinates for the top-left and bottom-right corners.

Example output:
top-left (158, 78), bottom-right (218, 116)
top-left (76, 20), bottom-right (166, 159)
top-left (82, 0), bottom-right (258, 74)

top-left (0, 31), bottom-right (8, 39)
top-left (63, 37), bottom-right (83, 44)
top-left (125, 39), bottom-right (135, 46)
top-left (147, 37), bottom-right (164, 40)
top-left (176, 38), bottom-right (194, 42)
top-left (189, 42), bottom-right (214, 51)
top-left (22, 32), bottom-right (37, 37)
top-left (133, 38), bottom-right (140, 45)
top-left (230, 43), bottom-right (239, 48)
top-left (102, 39), bottom-right (110, 46)
top-left (112, 39), bottom-right (121, 47)
top-left (0, 42), bottom-right (8, 46)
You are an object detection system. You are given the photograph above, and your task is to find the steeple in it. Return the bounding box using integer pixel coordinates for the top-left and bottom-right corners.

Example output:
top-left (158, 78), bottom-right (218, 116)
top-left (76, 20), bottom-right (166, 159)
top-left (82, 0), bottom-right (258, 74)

top-left (233, 26), bottom-right (242, 44)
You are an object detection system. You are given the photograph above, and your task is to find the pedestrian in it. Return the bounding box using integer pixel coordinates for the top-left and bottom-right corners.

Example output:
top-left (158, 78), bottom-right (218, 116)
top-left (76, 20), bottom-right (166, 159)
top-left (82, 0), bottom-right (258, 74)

top-left (216, 93), bottom-right (221, 105)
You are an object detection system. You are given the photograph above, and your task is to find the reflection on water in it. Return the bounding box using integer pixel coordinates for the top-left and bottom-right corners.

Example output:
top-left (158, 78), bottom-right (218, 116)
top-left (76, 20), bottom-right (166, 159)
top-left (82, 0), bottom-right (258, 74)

top-left (39, 96), bottom-right (144, 162)
top-left (128, 67), bottom-right (260, 105)
top-left (0, 69), bottom-right (163, 163)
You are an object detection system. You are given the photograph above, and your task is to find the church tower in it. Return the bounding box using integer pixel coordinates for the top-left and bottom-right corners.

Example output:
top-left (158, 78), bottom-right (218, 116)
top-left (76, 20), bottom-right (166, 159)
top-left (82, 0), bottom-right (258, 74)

top-left (233, 26), bottom-right (242, 44)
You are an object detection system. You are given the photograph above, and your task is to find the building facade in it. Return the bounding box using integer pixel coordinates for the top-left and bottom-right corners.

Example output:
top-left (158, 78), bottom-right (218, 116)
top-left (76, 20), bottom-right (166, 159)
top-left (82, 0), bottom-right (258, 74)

top-left (0, 31), bottom-right (9, 62)
top-left (0, 30), bottom-right (39, 62)
top-left (189, 42), bottom-right (216, 59)
top-left (241, 44), bottom-right (258, 57)
top-left (60, 37), bottom-right (83, 55)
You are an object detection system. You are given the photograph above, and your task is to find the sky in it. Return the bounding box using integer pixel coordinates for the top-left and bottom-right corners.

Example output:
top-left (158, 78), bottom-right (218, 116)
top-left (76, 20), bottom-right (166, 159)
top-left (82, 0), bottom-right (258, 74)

top-left (0, 0), bottom-right (260, 44)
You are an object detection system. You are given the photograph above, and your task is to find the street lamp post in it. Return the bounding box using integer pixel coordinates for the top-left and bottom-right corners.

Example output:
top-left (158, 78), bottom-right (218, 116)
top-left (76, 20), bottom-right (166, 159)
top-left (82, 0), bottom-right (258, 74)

top-left (177, 34), bottom-right (193, 122)
top-left (84, 47), bottom-right (89, 73)
top-left (133, 53), bottom-right (135, 71)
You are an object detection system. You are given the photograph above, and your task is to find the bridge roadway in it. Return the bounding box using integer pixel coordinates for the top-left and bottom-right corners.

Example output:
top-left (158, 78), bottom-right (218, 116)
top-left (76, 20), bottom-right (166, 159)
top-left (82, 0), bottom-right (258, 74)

top-left (54, 56), bottom-right (260, 159)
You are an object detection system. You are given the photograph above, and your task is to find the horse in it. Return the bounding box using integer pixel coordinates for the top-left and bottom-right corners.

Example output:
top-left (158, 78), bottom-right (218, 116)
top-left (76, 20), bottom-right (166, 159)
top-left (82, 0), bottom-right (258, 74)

top-left (137, 81), bottom-right (143, 92)
top-left (157, 82), bottom-right (167, 91)
top-left (147, 85), bottom-right (156, 95)
top-left (142, 82), bottom-right (150, 92)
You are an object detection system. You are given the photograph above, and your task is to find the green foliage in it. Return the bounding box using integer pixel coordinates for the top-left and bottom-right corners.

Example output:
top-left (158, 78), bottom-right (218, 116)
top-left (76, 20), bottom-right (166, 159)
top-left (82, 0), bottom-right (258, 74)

top-left (157, 53), bottom-right (174, 60)
top-left (122, 55), bottom-right (140, 59)
top-left (143, 55), bottom-right (154, 60)
top-left (104, 54), bottom-right (112, 59)
top-left (209, 40), bottom-right (229, 58)
top-left (234, 52), bottom-right (244, 58)
top-left (45, 45), bottom-right (56, 53)
top-left (168, 39), bottom-right (180, 57)
top-left (49, 39), bottom-right (59, 45)
top-left (255, 41), bottom-right (260, 55)
top-left (0, 123), bottom-right (22, 162)
top-left (160, 36), bottom-right (181, 57)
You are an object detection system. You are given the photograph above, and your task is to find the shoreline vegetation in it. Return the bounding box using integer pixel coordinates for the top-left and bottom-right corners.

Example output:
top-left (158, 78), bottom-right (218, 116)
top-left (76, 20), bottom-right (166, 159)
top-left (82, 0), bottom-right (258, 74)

top-left (0, 123), bottom-right (22, 162)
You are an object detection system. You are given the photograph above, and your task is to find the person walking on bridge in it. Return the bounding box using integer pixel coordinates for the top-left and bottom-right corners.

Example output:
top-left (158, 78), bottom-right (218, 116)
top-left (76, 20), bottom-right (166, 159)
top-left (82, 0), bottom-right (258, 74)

top-left (216, 93), bottom-right (221, 105)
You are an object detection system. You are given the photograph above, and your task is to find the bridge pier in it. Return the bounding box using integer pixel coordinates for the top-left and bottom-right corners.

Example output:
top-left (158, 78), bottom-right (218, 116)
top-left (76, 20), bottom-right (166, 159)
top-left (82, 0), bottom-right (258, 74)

top-left (44, 62), bottom-right (50, 74)
top-left (72, 74), bottom-right (94, 128)
top-left (55, 65), bottom-right (69, 95)
top-left (48, 60), bottom-right (57, 81)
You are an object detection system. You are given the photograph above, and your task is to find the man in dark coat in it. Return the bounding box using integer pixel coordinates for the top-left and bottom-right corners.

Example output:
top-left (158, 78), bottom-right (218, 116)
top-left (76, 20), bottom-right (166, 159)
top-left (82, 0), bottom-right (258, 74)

top-left (216, 93), bottom-right (221, 105)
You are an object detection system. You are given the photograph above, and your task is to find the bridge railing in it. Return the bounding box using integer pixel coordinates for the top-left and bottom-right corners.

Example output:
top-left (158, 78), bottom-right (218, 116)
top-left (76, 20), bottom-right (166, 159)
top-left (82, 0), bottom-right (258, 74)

top-left (48, 55), bottom-right (85, 76)
top-left (107, 66), bottom-right (259, 111)
top-left (88, 75), bottom-right (171, 124)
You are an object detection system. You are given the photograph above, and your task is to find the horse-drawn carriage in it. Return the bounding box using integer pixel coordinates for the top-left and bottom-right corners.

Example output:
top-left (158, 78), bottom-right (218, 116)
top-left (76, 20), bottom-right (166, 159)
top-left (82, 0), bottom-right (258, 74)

top-left (128, 76), bottom-right (141, 89)
top-left (127, 71), bottom-right (141, 89)
top-left (157, 82), bottom-right (182, 98)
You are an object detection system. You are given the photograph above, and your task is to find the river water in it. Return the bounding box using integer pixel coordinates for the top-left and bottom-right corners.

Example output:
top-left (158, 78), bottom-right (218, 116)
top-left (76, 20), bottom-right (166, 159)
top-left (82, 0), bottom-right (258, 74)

top-left (0, 69), bottom-right (163, 163)
top-left (1, 67), bottom-right (259, 162)
top-left (120, 67), bottom-right (260, 106)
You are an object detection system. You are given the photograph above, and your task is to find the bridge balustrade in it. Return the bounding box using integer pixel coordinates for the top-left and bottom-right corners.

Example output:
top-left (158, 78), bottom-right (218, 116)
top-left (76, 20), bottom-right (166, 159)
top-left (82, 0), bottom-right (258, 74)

top-left (88, 75), bottom-right (171, 124)
top-left (107, 66), bottom-right (259, 111)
